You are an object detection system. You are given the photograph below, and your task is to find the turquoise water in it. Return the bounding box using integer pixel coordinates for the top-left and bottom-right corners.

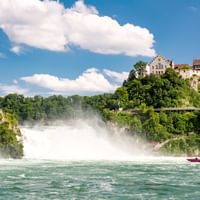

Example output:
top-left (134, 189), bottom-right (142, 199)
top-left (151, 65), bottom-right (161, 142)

top-left (0, 159), bottom-right (199, 200)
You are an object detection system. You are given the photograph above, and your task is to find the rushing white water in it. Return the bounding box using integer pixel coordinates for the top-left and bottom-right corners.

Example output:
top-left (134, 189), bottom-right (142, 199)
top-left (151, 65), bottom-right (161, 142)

top-left (21, 118), bottom-right (186, 163)
top-left (21, 118), bottom-right (153, 161)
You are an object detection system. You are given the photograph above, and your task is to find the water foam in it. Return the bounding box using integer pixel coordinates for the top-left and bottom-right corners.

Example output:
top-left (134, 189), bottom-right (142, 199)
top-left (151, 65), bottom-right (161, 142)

top-left (21, 118), bottom-right (186, 163)
top-left (21, 118), bottom-right (152, 161)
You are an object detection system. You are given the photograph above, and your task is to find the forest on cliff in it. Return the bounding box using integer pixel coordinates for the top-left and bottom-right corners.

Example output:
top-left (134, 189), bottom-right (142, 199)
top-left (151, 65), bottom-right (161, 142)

top-left (1, 67), bottom-right (200, 156)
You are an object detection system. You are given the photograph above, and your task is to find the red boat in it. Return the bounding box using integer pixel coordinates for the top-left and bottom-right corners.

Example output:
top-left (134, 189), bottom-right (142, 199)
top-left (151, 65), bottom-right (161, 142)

top-left (187, 157), bottom-right (200, 163)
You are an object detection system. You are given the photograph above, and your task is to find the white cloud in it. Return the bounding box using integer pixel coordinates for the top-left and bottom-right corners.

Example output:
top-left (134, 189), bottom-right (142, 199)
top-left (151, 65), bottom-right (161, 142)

top-left (21, 68), bottom-right (119, 93)
top-left (10, 46), bottom-right (22, 55)
top-left (0, 0), bottom-right (155, 57)
top-left (13, 80), bottom-right (18, 84)
top-left (103, 69), bottom-right (129, 83)
top-left (0, 83), bottom-right (28, 95)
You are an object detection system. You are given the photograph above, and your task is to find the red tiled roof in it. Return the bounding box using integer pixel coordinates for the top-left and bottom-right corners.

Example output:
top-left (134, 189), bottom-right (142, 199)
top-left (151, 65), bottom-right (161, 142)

top-left (193, 59), bottom-right (200, 66)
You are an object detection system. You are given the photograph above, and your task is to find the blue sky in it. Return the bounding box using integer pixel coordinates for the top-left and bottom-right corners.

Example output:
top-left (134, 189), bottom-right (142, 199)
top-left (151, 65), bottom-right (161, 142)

top-left (0, 0), bottom-right (200, 96)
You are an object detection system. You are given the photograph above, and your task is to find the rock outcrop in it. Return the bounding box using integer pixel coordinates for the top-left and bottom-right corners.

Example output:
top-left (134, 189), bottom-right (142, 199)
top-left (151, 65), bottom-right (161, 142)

top-left (0, 110), bottom-right (23, 158)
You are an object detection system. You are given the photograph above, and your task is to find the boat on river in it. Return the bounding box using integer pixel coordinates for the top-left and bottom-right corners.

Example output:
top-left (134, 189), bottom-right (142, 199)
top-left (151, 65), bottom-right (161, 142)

top-left (187, 157), bottom-right (200, 163)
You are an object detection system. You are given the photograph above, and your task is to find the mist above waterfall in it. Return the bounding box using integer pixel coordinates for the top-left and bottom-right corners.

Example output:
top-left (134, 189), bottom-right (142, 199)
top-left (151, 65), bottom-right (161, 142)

top-left (21, 116), bottom-right (153, 161)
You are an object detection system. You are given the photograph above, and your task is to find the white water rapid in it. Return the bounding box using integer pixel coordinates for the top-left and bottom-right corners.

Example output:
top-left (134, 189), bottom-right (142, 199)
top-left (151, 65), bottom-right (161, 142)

top-left (21, 118), bottom-right (153, 161)
top-left (21, 118), bottom-right (186, 163)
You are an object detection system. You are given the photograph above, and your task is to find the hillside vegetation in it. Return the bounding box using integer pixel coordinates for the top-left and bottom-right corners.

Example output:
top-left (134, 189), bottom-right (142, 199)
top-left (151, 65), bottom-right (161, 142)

top-left (1, 68), bottom-right (200, 155)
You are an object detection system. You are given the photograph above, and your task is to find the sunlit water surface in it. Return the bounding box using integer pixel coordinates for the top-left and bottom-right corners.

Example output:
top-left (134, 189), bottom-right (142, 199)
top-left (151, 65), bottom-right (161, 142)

top-left (0, 159), bottom-right (199, 200)
top-left (1, 124), bottom-right (199, 199)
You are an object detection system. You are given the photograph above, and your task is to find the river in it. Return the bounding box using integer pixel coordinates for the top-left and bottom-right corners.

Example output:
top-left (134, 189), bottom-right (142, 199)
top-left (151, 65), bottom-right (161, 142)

top-left (0, 159), bottom-right (199, 200)
top-left (0, 120), bottom-right (199, 199)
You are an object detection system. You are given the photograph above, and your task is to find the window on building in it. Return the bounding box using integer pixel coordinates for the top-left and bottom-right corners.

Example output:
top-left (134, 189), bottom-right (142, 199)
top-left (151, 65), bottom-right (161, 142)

top-left (158, 63), bottom-right (163, 69)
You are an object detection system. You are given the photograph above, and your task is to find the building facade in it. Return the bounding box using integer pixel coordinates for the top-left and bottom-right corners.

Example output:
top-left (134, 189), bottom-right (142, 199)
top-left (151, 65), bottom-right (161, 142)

top-left (193, 59), bottom-right (200, 70)
top-left (173, 60), bottom-right (200, 89)
top-left (143, 56), bottom-right (200, 89)
top-left (146, 55), bottom-right (174, 75)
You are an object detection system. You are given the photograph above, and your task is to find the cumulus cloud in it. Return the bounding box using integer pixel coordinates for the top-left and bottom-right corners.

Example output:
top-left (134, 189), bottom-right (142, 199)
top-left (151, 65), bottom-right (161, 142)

top-left (103, 69), bottom-right (129, 83)
top-left (21, 68), bottom-right (119, 93)
top-left (0, 83), bottom-right (28, 95)
top-left (0, 0), bottom-right (155, 57)
top-left (10, 46), bottom-right (23, 55)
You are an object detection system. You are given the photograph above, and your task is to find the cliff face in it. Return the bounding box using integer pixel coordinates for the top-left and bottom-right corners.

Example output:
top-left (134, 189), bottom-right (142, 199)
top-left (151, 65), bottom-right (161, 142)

top-left (0, 110), bottom-right (23, 158)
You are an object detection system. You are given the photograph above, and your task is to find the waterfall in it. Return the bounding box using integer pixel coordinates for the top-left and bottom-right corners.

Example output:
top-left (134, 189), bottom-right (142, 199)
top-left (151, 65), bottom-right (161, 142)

top-left (21, 118), bottom-right (151, 161)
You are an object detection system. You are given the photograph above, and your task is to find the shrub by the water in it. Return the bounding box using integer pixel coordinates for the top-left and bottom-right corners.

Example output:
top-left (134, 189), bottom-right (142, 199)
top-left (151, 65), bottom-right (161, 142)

top-left (0, 111), bottom-right (23, 158)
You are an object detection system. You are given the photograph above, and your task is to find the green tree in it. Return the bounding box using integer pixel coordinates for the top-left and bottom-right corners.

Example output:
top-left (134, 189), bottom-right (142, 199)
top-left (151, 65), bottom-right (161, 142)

top-left (125, 61), bottom-right (147, 83)
top-left (113, 87), bottom-right (129, 109)
top-left (143, 110), bottom-right (170, 142)
top-left (134, 61), bottom-right (147, 77)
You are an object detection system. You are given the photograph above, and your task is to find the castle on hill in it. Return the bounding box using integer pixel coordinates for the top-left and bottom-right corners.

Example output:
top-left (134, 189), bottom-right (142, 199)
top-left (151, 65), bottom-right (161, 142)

top-left (142, 55), bottom-right (200, 89)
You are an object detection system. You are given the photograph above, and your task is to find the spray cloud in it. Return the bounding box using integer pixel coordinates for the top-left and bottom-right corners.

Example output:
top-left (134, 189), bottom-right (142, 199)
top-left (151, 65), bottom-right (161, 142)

top-left (21, 115), bottom-right (152, 161)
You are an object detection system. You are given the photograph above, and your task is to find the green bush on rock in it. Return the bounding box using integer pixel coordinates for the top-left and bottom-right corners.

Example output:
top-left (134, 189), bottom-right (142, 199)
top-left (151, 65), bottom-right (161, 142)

top-left (0, 111), bottom-right (23, 159)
